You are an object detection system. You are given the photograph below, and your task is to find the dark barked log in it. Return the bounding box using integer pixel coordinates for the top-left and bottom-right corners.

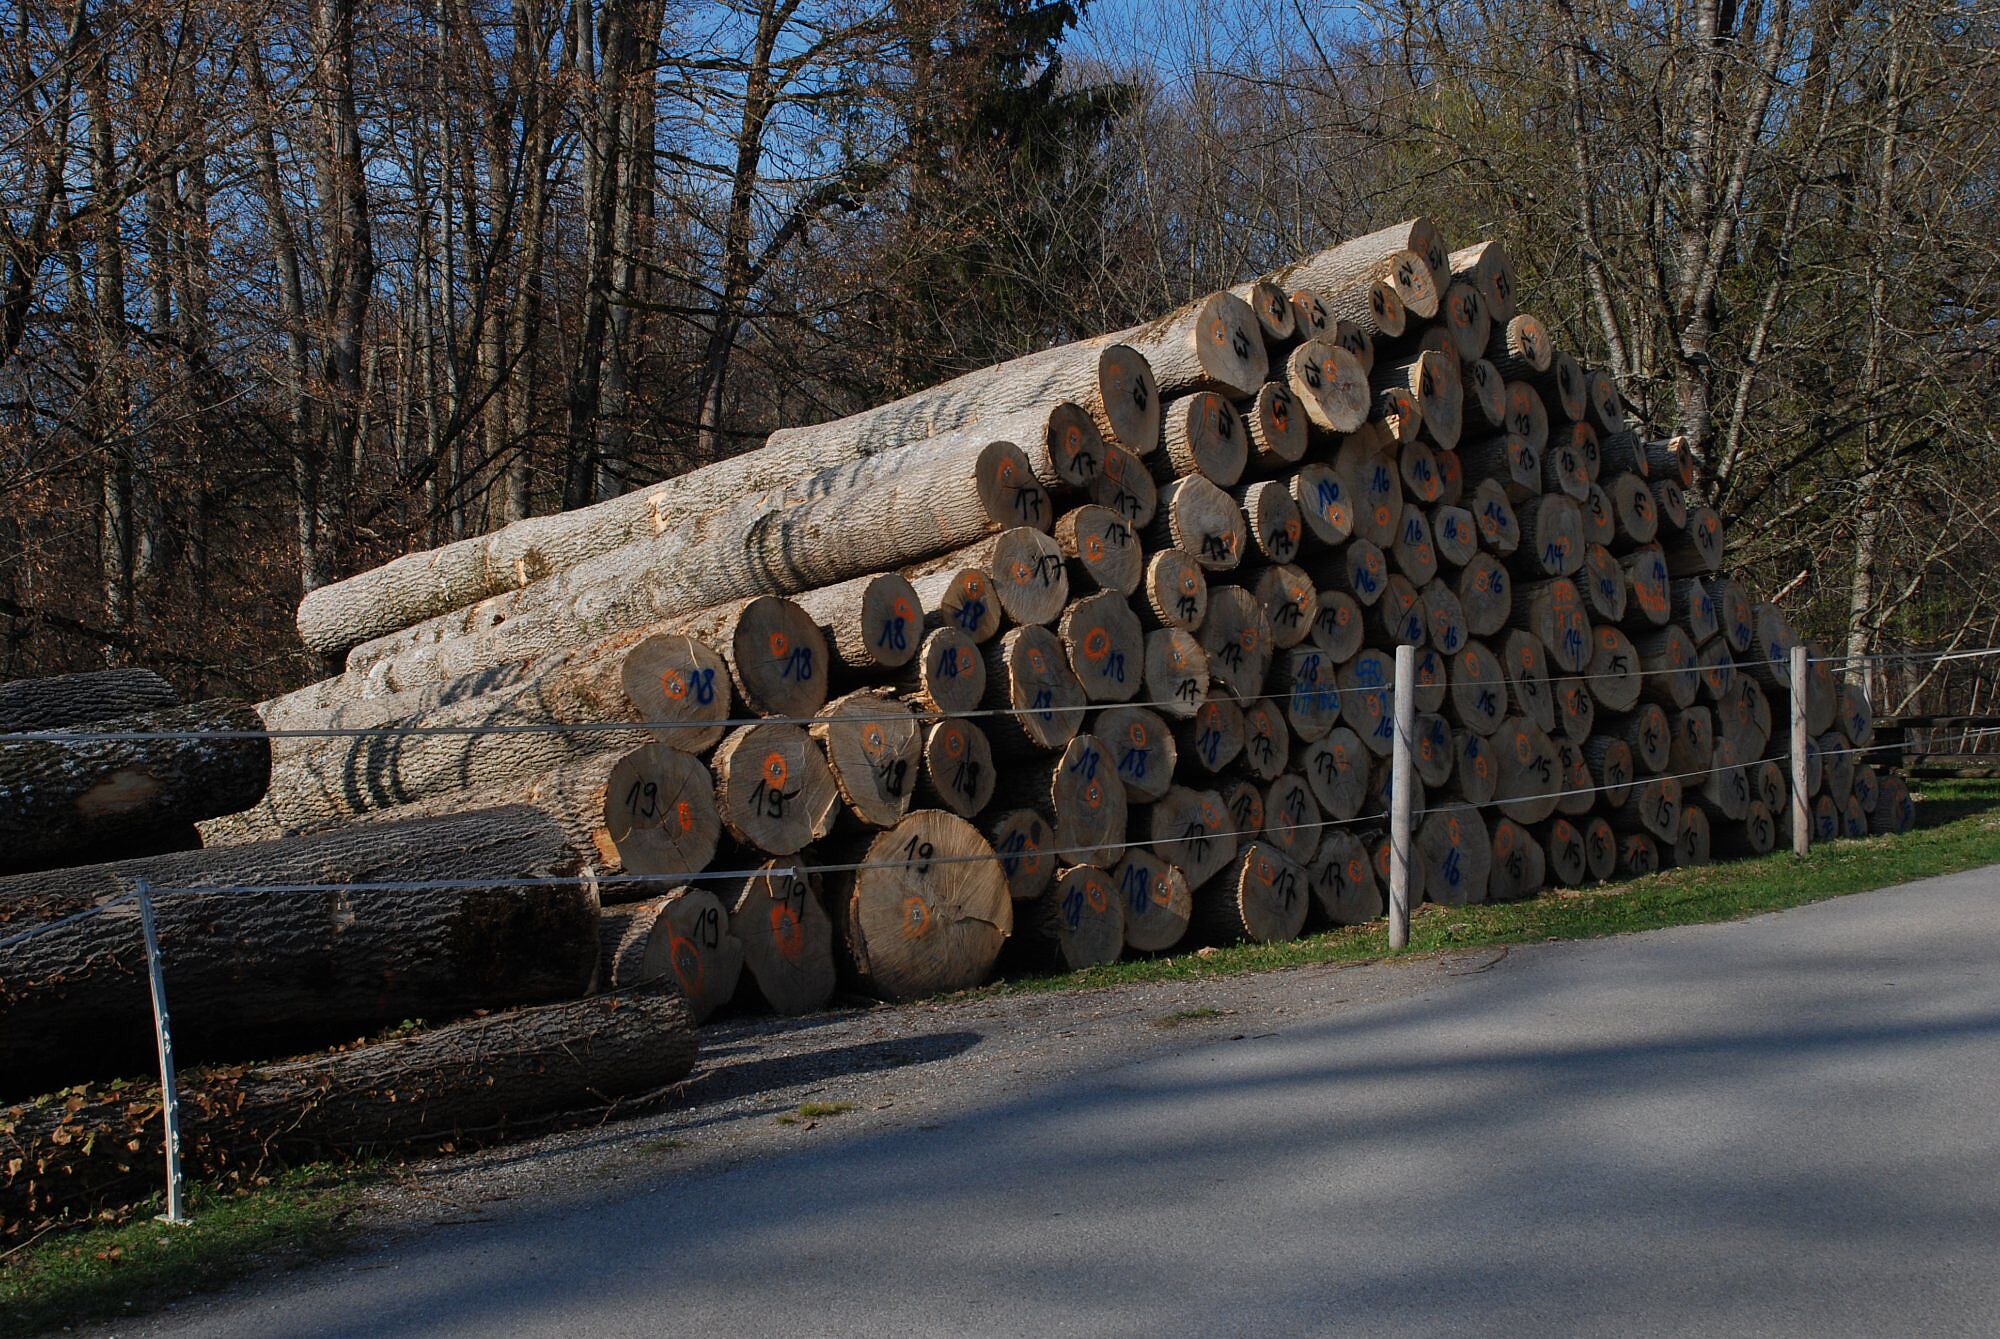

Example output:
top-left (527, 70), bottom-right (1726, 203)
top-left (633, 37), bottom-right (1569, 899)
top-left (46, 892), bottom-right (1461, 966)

top-left (1487, 817), bottom-right (1547, 902)
top-left (1538, 815), bottom-right (1591, 887)
top-left (1229, 277), bottom-right (1300, 347)
top-left (1240, 697), bottom-right (1291, 781)
top-left (1458, 553), bottom-right (1513, 637)
top-left (1365, 573), bottom-right (1428, 647)
top-left (1554, 677), bottom-right (1598, 743)
top-left (0, 982), bottom-right (697, 1242)
top-left (1060, 590), bottom-right (1145, 703)
top-left (987, 808), bottom-right (1057, 901)
top-left (982, 625), bottom-right (1087, 752)
top-left (1337, 433), bottom-right (1407, 545)
top-left (1193, 841), bottom-right (1310, 944)
top-left (912, 715), bottom-right (995, 818)
top-left (1253, 564), bottom-right (1319, 649)
top-left (1460, 431), bottom-right (1542, 501)
top-left (0, 699), bottom-right (270, 875)
top-left (0, 668), bottom-right (178, 731)
top-left (1586, 625), bottom-right (1644, 712)
top-left (908, 566), bottom-right (1002, 644)
top-left (1176, 696), bottom-right (1245, 776)
top-left (1147, 475), bottom-right (1247, 572)
top-left (1143, 628), bottom-right (1209, 720)
top-left (1420, 804), bottom-right (1491, 906)
top-left (1289, 463), bottom-right (1356, 550)
top-left (1310, 589), bottom-right (1366, 660)
top-left (1090, 441), bottom-right (1159, 528)
top-left (1300, 726), bottom-right (1370, 820)
top-left (1095, 704), bottom-right (1177, 803)
top-left (1114, 849), bottom-right (1192, 953)
top-left (1434, 505), bottom-right (1480, 567)
top-left (1199, 586), bottom-right (1275, 701)
top-left (1597, 426), bottom-right (1651, 480)
top-left (1650, 475), bottom-right (1691, 532)
top-left (1621, 545), bottom-right (1674, 629)
top-left (1055, 504), bottom-right (1145, 598)
top-left (1393, 504), bottom-right (1439, 585)
top-left (1697, 639), bottom-right (1738, 704)
top-left (595, 898), bottom-right (671, 991)
top-left (721, 864), bottom-right (836, 1016)
top-left (1502, 630), bottom-right (1557, 734)
top-left (1485, 313), bottom-right (1553, 382)
top-left (1663, 505), bottom-right (1727, 577)
top-left (898, 626), bottom-right (986, 716)
top-left (1610, 774), bottom-right (1683, 843)
top-left (831, 810), bottom-right (1011, 1001)
top-left (812, 690), bottom-right (922, 828)
top-left (1583, 734), bottom-right (1636, 807)
top-left (1284, 339), bottom-right (1372, 435)
top-left (911, 527), bottom-right (1068, 629)
top-left (1310, 829), bottom-right (1382, 925)
top-left (1647, 435), bottom-right (1698, 487)
top-left (1492, 715), bottom-right (1562, 824)
top-left (1580, 543), bottom-right (1629, 623)
top-left (1139, 548), bottom-right (1208, 632)
top-left (1237, 480), bottom-right (1306, 567)
top-left (1470, 479), bottom-right (1522, 556)
top-left (712, 723), bottom-right (841, 855)
top-left (1504, 380), bottom-right (1551, 454)
top-left (1146, 785), bottom-right (1239, 889)
top-left (0, 807), bottom-right (597, 1095)
top-left (791, 572), bottom-right (925, 678)
top-left (1015, 865), bottom-right (1124, 971)
top-left (656, 887), bottom-right (745, 1023)
top-left (1158, 390), bottom-right (1251, 487)
top-left (1632, 624), bottom-right (1701, 709)
top-left (1604, 474), bottom-right (1660, 551)
top-left (1452, 239), bottom-right (1517, 323)
top-left (1511, 577), bottom-right (1592, 673)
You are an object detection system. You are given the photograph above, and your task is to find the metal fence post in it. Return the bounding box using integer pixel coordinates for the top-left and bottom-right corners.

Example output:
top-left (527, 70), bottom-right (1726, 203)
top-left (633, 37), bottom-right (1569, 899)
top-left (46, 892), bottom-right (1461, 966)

top-left (1389, 644), bottom-right (1416, 950)
top-left (1791, 645), bottom-right (1811, 858)
top-left (134, 879), bottom-right (188, 1224)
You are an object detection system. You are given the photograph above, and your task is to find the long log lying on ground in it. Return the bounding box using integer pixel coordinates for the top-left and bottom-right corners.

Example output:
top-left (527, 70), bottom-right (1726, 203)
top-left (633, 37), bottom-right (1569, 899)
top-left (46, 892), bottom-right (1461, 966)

top-left (0, 700), bottom-right (271, 875)
top-left (0, 982), bottom-right (696, 1240)
top-left (0, 806), bottom-right (597, 1096)
top-left (0, 668), bottom-right (179, 731)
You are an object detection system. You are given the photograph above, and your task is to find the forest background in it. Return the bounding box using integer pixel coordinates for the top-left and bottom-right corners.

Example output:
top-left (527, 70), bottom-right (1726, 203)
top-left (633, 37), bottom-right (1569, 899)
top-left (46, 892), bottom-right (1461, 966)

top-left (2, 0), bottom-right (1994, 716)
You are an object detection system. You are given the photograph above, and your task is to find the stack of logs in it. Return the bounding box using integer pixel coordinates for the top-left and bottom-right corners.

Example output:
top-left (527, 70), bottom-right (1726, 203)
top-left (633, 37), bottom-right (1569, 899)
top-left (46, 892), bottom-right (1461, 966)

top-left (5, 216), bottom-right (1918, 1101)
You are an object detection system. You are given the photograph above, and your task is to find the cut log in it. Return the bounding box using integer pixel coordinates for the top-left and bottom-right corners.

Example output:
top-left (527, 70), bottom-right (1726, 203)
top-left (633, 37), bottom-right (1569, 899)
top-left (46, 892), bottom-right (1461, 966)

top-left (1392, 504), bottom-right (1439, 585)
top-left (1143, 627), bottom-right (1209, 719)
top-left (595, 898), bottom-right (672, 991)
top-left (1492, 715), bottom-right (1562, 824)
top-left (1610, 774), bottom-right (1683, 842)
top-left (1310, 589), bottom-right (1365, 661)
top-left (0, 806), bottom-right (597, 1094)
top-left (0, 668), bottom-right (179, 731)
top-left (1538, 348), bottom-right (1589, 422)
top-left (1456, 553), bottom-right (1513, 638)
top-left (1470, 479), bottom-right (1521, 555)
top-left (1114, 849), bottom-right (1193, 952)
top-left (1198, 586), bottom-right (1274, 700)
top-left (1230, 277), bottom-right (1300, 345)
top-left (1055, 505), bottom-right (1145, 597)
top-left (1367, 572), bottom-right (1428, 647)
top-left (1018, 865), bottom-right (1124, 970)
top-left (1487, 817), bottom-right (1547, 901)
top-left (1419, 804), bottom-right (1492, 906)
top-left (1160, 391), bottom-right (1250, 486)
top-left (1254, 564), bottom-right (1319, 649)
top-left (1585, 625), bottom-right (1643, 711)
top-left (1114, 291), bottom-right (1268, 397)
top-left (1290, 463), bottom-right (1356, 549)
top-left (811, 690), bottom-right (922, 827)
top-left (1701, 737), bottom-right (1754, 821)
top-left (1090, 442), bottom-right (1160, 528)
top-left (1308, 829), bottom-right (1381, 924)
top-left (1461, 431), bottom-right (1542, 501)
top-left (792, 572), bottom-right (924, 674)
top-left (1177, 696), bottom-right (1245, 775)
top-left (1485, 313), bottom-right (1553, 381)
top-left (1239, 697), bottom-right (1291, 781)
top-left (1450, 728), bottom-right (1498, 807)
top-left (1439, 281), bottom-right (1492, 364)
top-left (1238, 481), bottom-right (1305, 567)
top-left (1444, 640), bottom-right (1508, 737)
top-left (1616, 832), bottom-right (1661, 878)
top-left (1621, 545), bottom-right (1674, 628)
top-left (656, 595), bottom-right (831, 720)
top-left (1061, 590), bottom-right (1145, 703)
top-left (901, 626), bottom-right (986, 716)
top-left (1265, 226), bottom-right (1445, 318)
top-left (1511, 577), bottom-right (1591, 673)
top-left (1650, 475), bottom-right (1690, 532)
top-left (1451, 239), bottom-right (1517, 323)
top-left (1372, 349), bottom-right (1462, 450)
top-left (657, 887), bottom-right (746, 1023)
top-left (1552, 736), bottom-right (1595, 814)
top-left (1717, 800), bottom-right (1778, 857)
top-left (1664, 505), bottom-right (1727, 577)
top-left (1511, 495), bottom-right (1586, 581)
top-left (1539, 815), bottom-right (1590, 887)
top-left (1669, 577), bottom-right (1723, 647)
top-left (1434, 505), bottom-right (1480, 567)
top-left (1243, 380), bottom-right (1309, 467)
top-left (1259, 772), bottom-right (1322, 866)
top-left (1148, 475), bottom-right (1247, 572)
top-left (1633, 624), bottom-right (1701, 709)
top-left (1283, 339), bottom-right (1371, 433)
top-left (1504, 381), bottom-right (1551, 454)
top-left (1540, 425), bottom-right (1592, 499)
top-left (1584, 815), bottom-right (1618, 881)
top-left (1667, 706), bottom-right (1716, 776)
top-left (1341, 648), bottom-right (1399, 756)
top-left (1027, 733), bottom-right (1126, 866)
top-left (833, 810), bottom-right (1010, 1001)
top-left (1710, 576), bottom-right (1757, 654)
top-left (0, 983), bottom-right (697, 1241)
top-left (711, 723), bottom-right (840, 854)
top-left (914, 716), bottom-right (996, 818)
top-left (988, 808), bottom-right (1058, 901)
top-left (1422, 580), bottom-right (1469, 656)
top-left (1604, 473), bottom-right (1659, 551)
top-left (1145, 786), bottom-right (1238, 888)
top-left (914, 527), bottom-right (1068, 628)
top-left (1280, 646), bottom-right (1342, 742)
top-left (1300, 727), bottom-right (1369, 819)
top-left (1140, 548), bottom-right (1208, 632)
top-left (983, 625), bottom-right (1087, 751)
top-left (909, 566), bottom-right (1002, 644)
top-left (1696, 638), bottom-right (1737, 703)
top-left (726, 863), bottom-right (835, 1016)
top-left (1095, 704), bottom-right (1178, 802)
top-left (0, 699), bottom-right (270, 875)
top-left (1193, 842), bottom-right (1310, 944)
top-left (1648, 435), bottom-right (1698, 487)
top-left (1500, 630), bottom-right (1557, 733)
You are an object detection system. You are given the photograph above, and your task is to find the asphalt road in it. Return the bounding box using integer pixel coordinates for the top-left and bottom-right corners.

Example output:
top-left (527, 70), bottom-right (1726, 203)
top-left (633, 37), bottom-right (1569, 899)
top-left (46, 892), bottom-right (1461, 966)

top-left (118, 866), bottom-right (2000, 1338)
